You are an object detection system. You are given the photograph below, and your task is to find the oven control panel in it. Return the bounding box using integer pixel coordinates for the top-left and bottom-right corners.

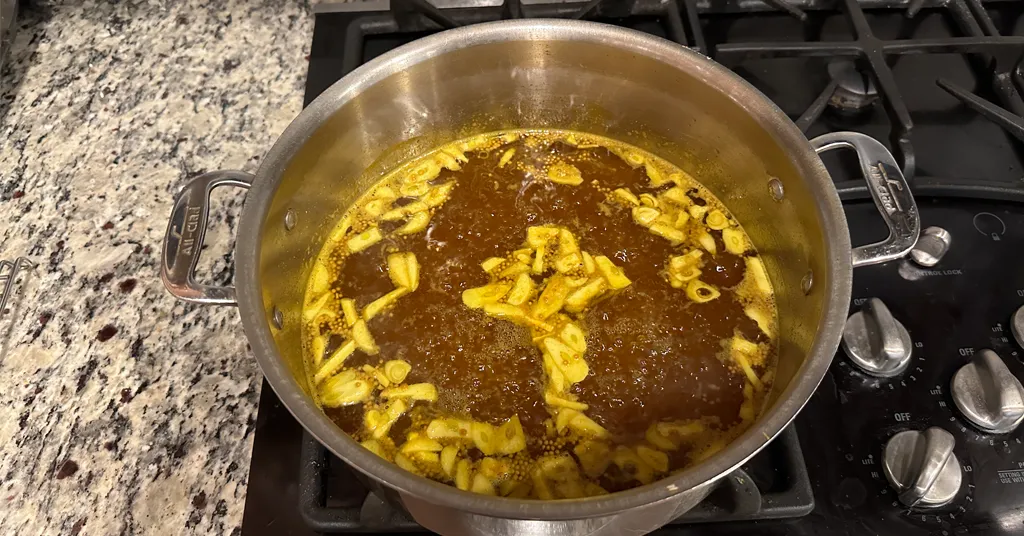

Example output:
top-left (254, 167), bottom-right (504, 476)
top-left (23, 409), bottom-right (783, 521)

top-left (796, 197), bottom-right (1024, 535)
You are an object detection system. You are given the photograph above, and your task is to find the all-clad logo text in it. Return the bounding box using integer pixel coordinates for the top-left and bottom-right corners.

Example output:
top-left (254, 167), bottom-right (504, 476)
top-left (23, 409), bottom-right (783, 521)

top-left (180, 205), bottom-right (202, 257)
top-left (869, 162), bottom-right (903, 214)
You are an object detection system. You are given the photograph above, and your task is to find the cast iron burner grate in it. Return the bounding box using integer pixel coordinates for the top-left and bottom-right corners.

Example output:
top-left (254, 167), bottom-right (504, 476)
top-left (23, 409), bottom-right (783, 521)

top-left (310, 0), bottom-right (1024, 203)
top-left (298, 427), bottom-right (813, 532)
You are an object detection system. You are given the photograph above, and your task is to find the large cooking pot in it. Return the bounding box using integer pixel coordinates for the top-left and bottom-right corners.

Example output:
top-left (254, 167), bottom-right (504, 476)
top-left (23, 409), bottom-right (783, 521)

top-left (161, 20), bottom-right (919, 536)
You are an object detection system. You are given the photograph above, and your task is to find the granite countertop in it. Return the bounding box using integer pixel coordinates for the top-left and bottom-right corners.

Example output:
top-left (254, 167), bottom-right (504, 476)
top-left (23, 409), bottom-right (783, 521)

top-left (0, 1), bottom-right (312, 533)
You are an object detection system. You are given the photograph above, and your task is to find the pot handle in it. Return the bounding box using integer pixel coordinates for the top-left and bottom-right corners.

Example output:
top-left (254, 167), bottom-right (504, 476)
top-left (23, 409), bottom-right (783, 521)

top-left (161, 170), bottom-right (254, 305)
top-left (810, 132), bottom-right (920, 268)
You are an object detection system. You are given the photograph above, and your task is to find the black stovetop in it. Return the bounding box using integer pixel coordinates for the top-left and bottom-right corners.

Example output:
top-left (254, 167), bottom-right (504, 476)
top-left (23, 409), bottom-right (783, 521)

top-left (241, 2), bottom-right (1024, 535)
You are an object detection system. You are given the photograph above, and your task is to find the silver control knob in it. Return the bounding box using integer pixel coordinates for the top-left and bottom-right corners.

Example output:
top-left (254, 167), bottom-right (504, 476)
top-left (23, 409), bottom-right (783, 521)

top-left (909, 226), bottom-right (951, 267)
top-left (883, 427), bottom-right (962, 507)
top-left (951, 349), bottom-right (1024, 434)
top-left (1012, 306), bottom-right (1024, 350)
top-left (842, 298), bottom-right (912, 377)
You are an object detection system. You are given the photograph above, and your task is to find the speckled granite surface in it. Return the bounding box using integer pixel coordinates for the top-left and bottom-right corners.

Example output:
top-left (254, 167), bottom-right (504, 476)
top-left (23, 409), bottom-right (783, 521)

top-left (0, 1), bottom-right (311, 534)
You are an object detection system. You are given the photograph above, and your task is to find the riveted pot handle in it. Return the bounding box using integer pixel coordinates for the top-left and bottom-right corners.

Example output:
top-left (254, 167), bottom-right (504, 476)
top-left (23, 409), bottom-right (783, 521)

top-left (811, 132), bottom-right (920, 268)
top-left (161, 170), bottom-right (254, 305)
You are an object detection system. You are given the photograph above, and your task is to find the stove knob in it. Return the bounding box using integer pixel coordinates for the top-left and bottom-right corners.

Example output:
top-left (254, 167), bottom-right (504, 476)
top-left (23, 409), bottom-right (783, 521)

top-left (1012, 306), bottom-right (1024, 350)
top-left (883, 427), bottom-right (962, 507)
top-left (951, 349), bottom-right (1024, 434)
top-left (842, 298), bottom-right (912, 377)
top-left (909, 226), bottom-right (951, 267)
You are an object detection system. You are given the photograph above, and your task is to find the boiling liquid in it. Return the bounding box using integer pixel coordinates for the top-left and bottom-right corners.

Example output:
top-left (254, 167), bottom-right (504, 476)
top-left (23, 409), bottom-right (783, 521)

top-left (303, 130), bottom-right (776, 497)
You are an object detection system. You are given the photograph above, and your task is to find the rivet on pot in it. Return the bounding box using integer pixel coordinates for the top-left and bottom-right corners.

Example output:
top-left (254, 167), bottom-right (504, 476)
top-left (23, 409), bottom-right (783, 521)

top-left (768, 177), bottom-right (784, 201)
top-left (284, 209), bottom-right (296, 231)
top-left (801, 270), bottom-right (814, 295)
top-left (271, 306), bottom-right (284, 329)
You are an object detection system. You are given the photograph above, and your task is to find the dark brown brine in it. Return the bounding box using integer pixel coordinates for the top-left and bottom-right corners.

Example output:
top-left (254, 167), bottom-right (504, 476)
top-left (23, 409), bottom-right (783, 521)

top-left (301, 130), bottom-right (777, 498)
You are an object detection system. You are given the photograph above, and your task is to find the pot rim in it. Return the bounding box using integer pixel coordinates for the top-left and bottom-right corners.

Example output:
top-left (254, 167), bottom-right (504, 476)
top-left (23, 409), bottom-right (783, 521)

top-left (235, 19), bottom-right (851, 520)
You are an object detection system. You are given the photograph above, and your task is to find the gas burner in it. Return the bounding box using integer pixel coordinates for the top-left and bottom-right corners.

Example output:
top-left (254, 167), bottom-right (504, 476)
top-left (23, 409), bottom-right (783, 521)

top-left (827, 60), bottom-right (878, 115)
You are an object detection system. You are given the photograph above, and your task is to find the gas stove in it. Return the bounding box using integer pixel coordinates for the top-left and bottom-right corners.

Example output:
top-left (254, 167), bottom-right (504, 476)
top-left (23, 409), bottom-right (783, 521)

top-left (240, 1), bottom-right (1024, 534)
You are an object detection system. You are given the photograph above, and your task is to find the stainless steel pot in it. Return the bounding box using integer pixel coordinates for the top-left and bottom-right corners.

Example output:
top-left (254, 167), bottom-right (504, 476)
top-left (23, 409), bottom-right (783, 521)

top-left (161, 20), bottom-right (920, 536)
